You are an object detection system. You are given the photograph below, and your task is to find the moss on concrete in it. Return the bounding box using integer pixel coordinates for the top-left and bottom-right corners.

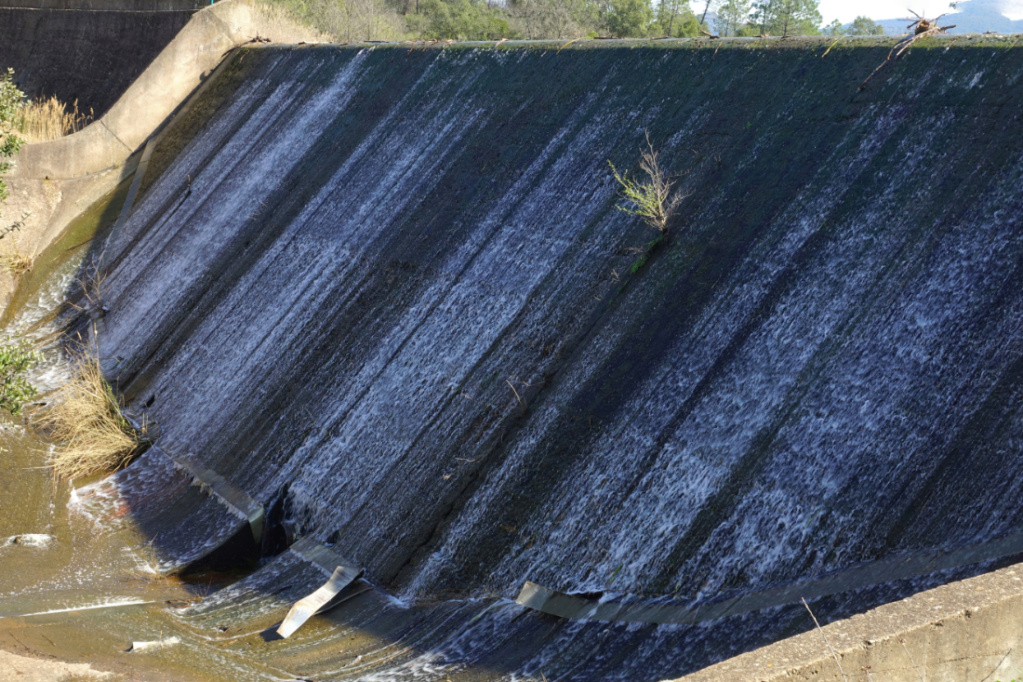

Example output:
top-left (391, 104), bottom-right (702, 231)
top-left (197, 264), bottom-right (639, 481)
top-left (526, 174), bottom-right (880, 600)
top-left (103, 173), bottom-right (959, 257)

top-left (1, 179), bottom-right (131, 327)
top-left (137, 48), bottom-right (262, 202)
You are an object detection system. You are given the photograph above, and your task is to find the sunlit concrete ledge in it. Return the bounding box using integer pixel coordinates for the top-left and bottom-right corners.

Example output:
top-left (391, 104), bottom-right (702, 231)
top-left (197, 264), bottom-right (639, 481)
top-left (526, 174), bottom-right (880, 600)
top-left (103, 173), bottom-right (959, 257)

top-left (677, 562), bottom-right (1023, 682)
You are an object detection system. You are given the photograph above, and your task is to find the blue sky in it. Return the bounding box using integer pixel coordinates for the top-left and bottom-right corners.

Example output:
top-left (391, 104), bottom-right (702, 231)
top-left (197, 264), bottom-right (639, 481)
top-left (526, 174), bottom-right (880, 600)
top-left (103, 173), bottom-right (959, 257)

top-left (818, 0), bottom-right (1023, 24)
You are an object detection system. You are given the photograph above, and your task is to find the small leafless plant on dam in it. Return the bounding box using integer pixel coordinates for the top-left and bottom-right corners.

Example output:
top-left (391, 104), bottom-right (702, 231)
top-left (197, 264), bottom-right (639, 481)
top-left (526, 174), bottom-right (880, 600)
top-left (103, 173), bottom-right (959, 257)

top-left (609, 132), bottom-right (682, 234)
top-left (0, 243), bottom-right (33, 277)
top-left (860, 9), bottom-right (956, 90)
top-left (0, 211), bottom-right (33, 276)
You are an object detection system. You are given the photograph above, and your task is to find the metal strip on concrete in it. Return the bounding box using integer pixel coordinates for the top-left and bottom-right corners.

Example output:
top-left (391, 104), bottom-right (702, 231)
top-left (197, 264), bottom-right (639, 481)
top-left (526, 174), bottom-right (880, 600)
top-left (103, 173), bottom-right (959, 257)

top-left (111, 136), bottom-right (157, 233)
top-left (160, 444), bottom-right (265, 543)
top-left (277, 536), bottom-right (366, 637)
top-left (288, 536), bottom-right (362, 576)
top-left (517, 526), bottom-right (1023, 625)
top-left (277, 564), bottom-right (365, 638)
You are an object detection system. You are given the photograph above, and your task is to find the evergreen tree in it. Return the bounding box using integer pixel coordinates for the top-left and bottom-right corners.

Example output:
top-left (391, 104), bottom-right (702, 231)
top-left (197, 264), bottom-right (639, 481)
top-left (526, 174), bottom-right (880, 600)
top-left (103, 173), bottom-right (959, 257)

top-left (406, 0), bottom-right (514, 39)
top-left (848, 15), bottom-right (884, 34)
top-left (598, 0), bottom-right (654, 36)
top-left (714, 0), bottom-right (753, 35)
top-left (822, 18), bottom-right (843, 34)
top-left (752, 0), bottom-right (821, 35)
top-left (656, 0), bottom-right (701, 36)
top-left (509, 0), bottom-right (597, 39)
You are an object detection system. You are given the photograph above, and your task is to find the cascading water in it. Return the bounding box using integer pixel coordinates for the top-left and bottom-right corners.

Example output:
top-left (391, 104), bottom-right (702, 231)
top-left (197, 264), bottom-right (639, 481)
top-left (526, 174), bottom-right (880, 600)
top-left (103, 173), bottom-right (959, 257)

top-left (12, 38), bottom-right (1023, 680)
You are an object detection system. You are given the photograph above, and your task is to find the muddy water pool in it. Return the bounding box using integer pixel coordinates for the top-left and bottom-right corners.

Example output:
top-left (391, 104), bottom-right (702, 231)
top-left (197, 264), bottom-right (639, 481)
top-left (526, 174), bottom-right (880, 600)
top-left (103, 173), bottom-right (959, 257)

top-left (0, 244), bottom-right (214, 680)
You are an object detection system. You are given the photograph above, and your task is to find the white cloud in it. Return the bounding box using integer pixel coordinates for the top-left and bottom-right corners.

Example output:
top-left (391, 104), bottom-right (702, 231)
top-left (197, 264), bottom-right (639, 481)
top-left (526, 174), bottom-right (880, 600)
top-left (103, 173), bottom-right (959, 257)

top-left (817, 0), bottom-right (951, 24)
top-left (1002, 0), bottom-right (1023, 20)
top-left (818, 0), bottom-right (1023, 24)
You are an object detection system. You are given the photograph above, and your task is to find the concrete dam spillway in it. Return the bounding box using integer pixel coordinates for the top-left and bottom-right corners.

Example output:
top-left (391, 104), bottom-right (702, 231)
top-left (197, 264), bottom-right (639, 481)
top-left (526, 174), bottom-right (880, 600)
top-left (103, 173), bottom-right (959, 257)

top-left (7, 36), bottom-right (1023, 679)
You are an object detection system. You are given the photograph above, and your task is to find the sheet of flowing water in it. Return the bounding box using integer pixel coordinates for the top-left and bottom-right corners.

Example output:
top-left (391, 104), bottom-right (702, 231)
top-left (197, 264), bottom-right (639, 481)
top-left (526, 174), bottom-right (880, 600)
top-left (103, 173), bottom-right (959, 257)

top-left (5, 39), bottom-right (1023, 681)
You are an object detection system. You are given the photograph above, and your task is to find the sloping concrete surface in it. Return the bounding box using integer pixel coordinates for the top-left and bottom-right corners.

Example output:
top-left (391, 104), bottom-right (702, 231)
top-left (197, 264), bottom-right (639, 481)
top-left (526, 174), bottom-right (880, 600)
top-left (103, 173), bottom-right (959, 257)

top-left (679, 562), bottom-right (1023, 681)
top-left (65, 36), bottom-right (1023, 679)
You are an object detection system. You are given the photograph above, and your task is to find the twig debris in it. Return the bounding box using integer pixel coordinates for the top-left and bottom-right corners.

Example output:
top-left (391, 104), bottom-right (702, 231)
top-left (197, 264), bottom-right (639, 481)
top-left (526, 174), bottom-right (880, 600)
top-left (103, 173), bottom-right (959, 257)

top-left (860, 10), bottom-right (956, 90)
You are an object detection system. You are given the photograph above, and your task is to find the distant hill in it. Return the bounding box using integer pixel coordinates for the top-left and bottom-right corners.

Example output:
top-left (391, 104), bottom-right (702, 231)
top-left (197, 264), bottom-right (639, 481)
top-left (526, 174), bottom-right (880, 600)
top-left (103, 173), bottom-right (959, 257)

top-left (873, 0), bottom-right (1023, 34)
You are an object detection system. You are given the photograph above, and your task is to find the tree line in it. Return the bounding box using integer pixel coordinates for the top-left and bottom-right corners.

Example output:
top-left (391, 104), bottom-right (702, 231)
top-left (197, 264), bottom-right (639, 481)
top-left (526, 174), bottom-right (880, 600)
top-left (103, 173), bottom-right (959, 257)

top-left (263, 0), bottom-right (885, 42)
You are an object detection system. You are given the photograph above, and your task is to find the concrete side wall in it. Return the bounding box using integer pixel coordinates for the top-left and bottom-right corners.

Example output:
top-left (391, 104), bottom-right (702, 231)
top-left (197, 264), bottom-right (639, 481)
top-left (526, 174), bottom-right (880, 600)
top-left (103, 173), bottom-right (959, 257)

top-left (0, 7), bottom-right (195, 118)
top-left (10, 0), bottom-right (321, 182)
top-left (0, 0), bottom-right (204, 9)
top-left (679, 562), bottom-right (1023, 682)
top-left (0, 0), bottom-right (321, 307)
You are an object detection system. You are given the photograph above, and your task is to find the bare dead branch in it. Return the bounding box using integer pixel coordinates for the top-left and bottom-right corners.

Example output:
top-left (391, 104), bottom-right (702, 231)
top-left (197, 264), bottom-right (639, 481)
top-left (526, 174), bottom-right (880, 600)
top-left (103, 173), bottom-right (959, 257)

top-left (860, 12), bottom-right (956, 90)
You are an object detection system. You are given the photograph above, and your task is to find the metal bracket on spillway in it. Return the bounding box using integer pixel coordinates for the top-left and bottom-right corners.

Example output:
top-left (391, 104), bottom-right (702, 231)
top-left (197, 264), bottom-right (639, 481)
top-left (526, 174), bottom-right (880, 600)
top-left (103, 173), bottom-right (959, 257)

top-left (516, 524), bottom-right (1023, 625)
top-left (277, 537), bottom-right (365, 638)
top-left (136, 442), bottom-right (369, 637)
top-left (288, 536), bottom-right (362, 576)
top-left (161, 446), bottom-right (266, 544)
top-left (515, 582), bottom-right (719, 625)
top-left (515, 581), bottom-right (765, 624)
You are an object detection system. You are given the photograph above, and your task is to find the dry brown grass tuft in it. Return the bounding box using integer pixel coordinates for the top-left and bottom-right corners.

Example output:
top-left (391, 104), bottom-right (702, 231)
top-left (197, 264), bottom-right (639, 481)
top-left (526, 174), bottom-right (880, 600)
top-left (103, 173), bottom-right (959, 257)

top-left (0, 251), bottom-right (32, 276)
top-left (251, 2), bottom-right (334, 42)
top-left (34, 350), bottom-right (146, 480)
top-left (0, 235), bottom-right (32, 277)
top-left (16, 96), bottom-right (93, 144)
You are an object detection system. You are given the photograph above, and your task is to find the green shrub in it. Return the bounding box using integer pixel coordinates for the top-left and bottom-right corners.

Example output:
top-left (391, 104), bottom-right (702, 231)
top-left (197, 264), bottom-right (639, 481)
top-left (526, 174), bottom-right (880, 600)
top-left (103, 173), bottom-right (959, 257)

top-left (0, 342), bottom-right (39, 417)
top-left (407, 0), bottom-right (514, 40)
top-left (1, 68), bottom-right (25, 217)
top-left (609, 133), bottom-right (681, 234)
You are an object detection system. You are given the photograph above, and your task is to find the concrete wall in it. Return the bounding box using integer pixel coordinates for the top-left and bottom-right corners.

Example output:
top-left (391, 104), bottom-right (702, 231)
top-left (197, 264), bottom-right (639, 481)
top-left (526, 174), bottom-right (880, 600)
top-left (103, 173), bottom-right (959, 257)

top-left (1, 0), bottom-right (321, 308)
top-left (0, 4), bottom-right (197, 118)
top-left (679, 562), bottom-right (1023, 682)
top-left (0, 0), bottom-right (205, 8)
